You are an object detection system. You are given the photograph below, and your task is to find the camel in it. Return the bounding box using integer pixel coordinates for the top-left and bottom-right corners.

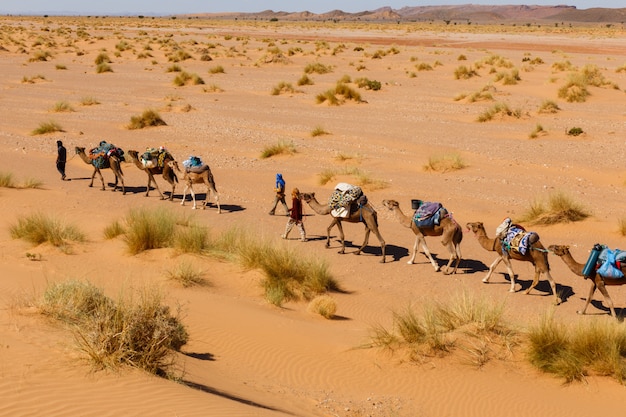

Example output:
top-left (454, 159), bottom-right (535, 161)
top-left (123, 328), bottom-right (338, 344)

top-left (302, 192), bottom-right (386, 263)
top-left (127, 150), bottom-right (179, 200)
top-left (180, 165), bottom-right (221, 213)
top-left (75, 146), bottom-right (125, 194)
top-left (382, 199), bottom-right (462, 274)
top-left (548, 245), bottom-right (626, 317)
top-left (466, 221), bottom-right (561, 305)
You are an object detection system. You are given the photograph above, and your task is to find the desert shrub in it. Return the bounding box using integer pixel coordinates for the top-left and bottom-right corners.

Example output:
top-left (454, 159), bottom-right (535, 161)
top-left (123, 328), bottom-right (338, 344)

top-left (423, 153), bottom-right (467, 173)
top-left (55, 64), bottom-right (67, 70)
top-left (173, 225), bottom-right (210, 254)
top-left (581, 64), bottom-right (617, 88)
top-left (482, 54), bottom-right (513, 68)
top-left (115, 40), bottom-right (130, 51)
top-left (10, 212), bottom-right (85, 248)
top-left (31, 120), bottom-right (63, 135)
top-left (317, 167), bottom-right (387, 190)
top-left (22, 74), bottom-right (46, 84)
top-left (166, 261), bottom-right (207, 287)
top-left (304, 62), bottom-right (332, 74)
top-left (52, 101), bottom-right (74, 112)
top-left (619, 217), bottom-right (626, 236)
top-left (528, 124), bottom-right (546, 139)
top-left (260, 140), bottom-right (296, 159)
top-left (29, 50), bottom-right (52, 62)
top-left (208, 65), bottom-right (224, 74)
top-left (308, 295), bottom-right (337, 319)
top-left (297, 74), bottom-right (314, 86)
top-left (311, 126), bottom-right (329, 137)
top-left (127, 109), bottom-right (166, 130)
top-left (96, 63), bottom-right (113, 73)
top-left (476, 102), bottom-right (522, 122)
top-left (173, 71), bottom-right (204, 86)
top-left (558, 73), bottom-right (590, 102)
top-left (168, 49), bottom-right (192, 62)
top-left (22, 177), bottom-right (44, 189)
top-left (122, 207), bottom-right (180, 254)
top-left (103, 220), bottom-right (125, 239)
top-left (39, 280), bottom-right (188, 375)
top-left (203, 84), bottom-right (223, 93)
top-left (538, 100), bottom-right (560, 114)
top-left (457, 54), bottom-right (467, 61)
top-left (271, 81), bottom-right (295, 95)
top-left (527, 314), bottom-right (626, 384)
top-left (616, 64), bottom-right (626, 73)
top-left (316, 83), bottom-right (362, 106)
top-left (80, 96), bottom-right (100, 106)
top-left (567, 127), bottom-right (584, 136)
top-left (416, 62), bottom-right (433, 71)
top-left (517, 191), bottom-right (590, 225)
top-left (166, 64), bottom-right (182, 72)
top-left (94, 52), bottom-right (111, 65)
top-left (454, 65), bottom-right (478, 79)
top-left (0, 172), bottom-right (16, 188)
top-left (494, 68), bottom-right (520, 85)
top-left (354, 77), bottom-right (381, 90)
top-left (552, 60), bottom-right (575, 72)
top-left (370, 291), bottom-right (513, 364)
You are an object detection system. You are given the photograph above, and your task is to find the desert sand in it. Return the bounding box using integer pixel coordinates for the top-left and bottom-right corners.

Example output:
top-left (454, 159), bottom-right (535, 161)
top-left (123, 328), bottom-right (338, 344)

top-left (1, 16), bottom-right (626, 416)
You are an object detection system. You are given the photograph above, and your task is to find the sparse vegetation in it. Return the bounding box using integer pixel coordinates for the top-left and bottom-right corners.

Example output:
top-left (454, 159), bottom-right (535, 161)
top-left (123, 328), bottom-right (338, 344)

top-left (96, 63), bottom-right (113, 73)
top-left (173, 71), bottom-right (204, 86)
top-left (354, 77), bottom-right (382, 90)
top-left (51, 101), bottom-right (74, 112)
top-left (260, 140), bottom-right (296, 159)
top-left (38, 280), bottom-right (188, 376)
top-left (208, 65), bottom-right (225, 74)
top-left (311, 126), bottom-right (330, 137)
top-left (423, 153), bottom-right (467, 173)
top-left (316, 83), bottom-right (362, 105)
top-left (538, 100), bottom-right (560, 114)
top-left (527, 313), bottom-right (626, 384)
top-left (529, 123), bottom-right (546, 139)
top-left (271, 81), bottom-right (296, 95)
top-left (297, 74), bottom-right (314, 86)
top-left (304, 62), bottom-right (332, 74)
top-left (619, 217), bottom-right (626, 236)
top-left (80, 96), bottom-right (100, 106)
top-left (476, 102), bottom-right (523, 122)
top-left (308, 295), bottom-right (337, 319)
top-left (454, 65), bottom-right (478, 79)
top-left (127, 109), bottom-right (166, 130)
top-left (166, 261), bottom-right (207, 287)
top-left (10, 212), bottom-right (85, 248)
top-left (517, 191), bottom-right (590, 225)
top-left (0, 172), bottom-right (42, 189)
top-left (317, 166), bottom-right (388, 190)
top-left (31, 120), bottom-right (63, 135)
top-left (567, 127), bottom-right (584, 136)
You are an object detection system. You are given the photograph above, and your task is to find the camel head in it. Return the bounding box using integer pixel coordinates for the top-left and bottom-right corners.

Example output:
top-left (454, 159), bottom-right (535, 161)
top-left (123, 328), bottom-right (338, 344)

top-left (381, 199), bottom-right (399, 210)
top-left (75, 146), bottom-right (85, 154)
top-left (127, 150), bottom-right (139, 159)
top-left (547, 245), bottom-right (569, 256)
top-left (301, 192), bottom-right (315, 203)
top-left (466, 222), bottom-right (486, 235)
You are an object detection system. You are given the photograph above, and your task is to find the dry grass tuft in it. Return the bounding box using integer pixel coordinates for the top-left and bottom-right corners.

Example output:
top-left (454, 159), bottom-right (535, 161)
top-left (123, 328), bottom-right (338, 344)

top-left (127, 109), bottom-right (167, 129)
top-left (423, 153), bottom-right (467, 173)
top-left (31, 120), bottom-right (64, 135)
top-left (618, 217), bottom-right (626, 236)
top-left (260, 140), bottom-right (296, 159)
top-left (166, 261), bottom-right (208, 287)
top-left (10, 212), bottom-right (85, 249)
top-left (308, 295), bottom-right (337, 319)
top-left (476, 102), bottom-right (523, 122)
top-left (39, 280), bottom-right (188, 376)
top-left (311, 126), bottom-right (330, 137)
top-left (517, 191), bottom-right (590, 225)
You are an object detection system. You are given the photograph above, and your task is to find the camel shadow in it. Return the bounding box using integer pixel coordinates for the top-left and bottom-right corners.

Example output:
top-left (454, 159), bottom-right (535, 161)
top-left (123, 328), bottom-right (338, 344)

top-left (508, 276), bottom-right (574, 302)
top-left (588, 300), bottom-right (626, 321)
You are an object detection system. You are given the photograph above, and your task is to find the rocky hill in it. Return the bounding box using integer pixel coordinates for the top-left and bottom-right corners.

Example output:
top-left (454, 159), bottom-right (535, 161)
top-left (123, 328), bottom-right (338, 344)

top-left (188, 5), bottom-right (626, 23)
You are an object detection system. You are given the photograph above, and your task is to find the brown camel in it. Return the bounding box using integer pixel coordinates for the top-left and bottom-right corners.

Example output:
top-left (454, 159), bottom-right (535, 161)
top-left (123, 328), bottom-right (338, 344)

top-left (548, 244), bottom-right (626, 317)
top-left (180, 165), bottom-right (221, 213)
top-left (127, 150), bottom-right (179, 200)
top-left (75, 146), bottom-right (125, 194)
top-left (382, 199), bottom-right (462, 274)
top-left (466, 221), bottom-right (561, 305)
top-left (302, 192), bottom-right (386, 263)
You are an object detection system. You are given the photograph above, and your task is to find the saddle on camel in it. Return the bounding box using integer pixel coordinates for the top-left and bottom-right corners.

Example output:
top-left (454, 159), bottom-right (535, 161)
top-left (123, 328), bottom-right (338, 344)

top-left (495, 217), bottom-right (540, 256)
top-left (140, 146), bottom-right (174, 169)
top-left (411, 199), bottom-right (448, 229)
top-left (583, 243), bottom-right (625, 279)
top-left (182, 155), bottom-right (210, 174)
top-left (89, 140), bottom-right (124, 169)
top-left (328, 183), bottom-right (367, 217)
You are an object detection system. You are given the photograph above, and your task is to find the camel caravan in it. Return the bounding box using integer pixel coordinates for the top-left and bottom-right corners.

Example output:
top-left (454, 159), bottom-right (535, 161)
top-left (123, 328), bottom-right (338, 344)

top-left (71, 143), bottom-right (626, 317)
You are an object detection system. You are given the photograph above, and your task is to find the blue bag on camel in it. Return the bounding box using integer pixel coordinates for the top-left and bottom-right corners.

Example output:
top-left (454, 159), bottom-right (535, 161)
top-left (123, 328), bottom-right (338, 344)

top-left (597, 248), bottom-right (625, 279)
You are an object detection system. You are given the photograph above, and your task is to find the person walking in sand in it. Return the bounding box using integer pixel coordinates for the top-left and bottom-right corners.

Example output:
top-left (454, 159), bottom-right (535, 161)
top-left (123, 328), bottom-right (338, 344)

top-left (269, 173), bottom-right (289, 215)
top-left (281, 187), bottom-right (307, 242)
top-left (56, 140), bottom-right (67, 180)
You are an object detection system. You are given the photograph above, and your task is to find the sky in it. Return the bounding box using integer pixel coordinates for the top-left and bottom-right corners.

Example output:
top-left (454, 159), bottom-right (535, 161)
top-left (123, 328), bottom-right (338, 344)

top-left (0, 1), bottom-right (623, 15)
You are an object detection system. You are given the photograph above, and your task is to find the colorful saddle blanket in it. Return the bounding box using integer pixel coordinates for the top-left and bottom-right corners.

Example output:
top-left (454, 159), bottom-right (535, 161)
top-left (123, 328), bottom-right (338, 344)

top-left (89, 142), bottom-right (124, 168)
top-left (413, 202), bottom-right (444, 228)
top-left (182, 156), bottom-right (203, 170)
top-left (141, 148), bottom-right (172, 169)
top-left (501, 226), bottom-right (537, 256)
top-left (329, 183), bottom-right (363, 217)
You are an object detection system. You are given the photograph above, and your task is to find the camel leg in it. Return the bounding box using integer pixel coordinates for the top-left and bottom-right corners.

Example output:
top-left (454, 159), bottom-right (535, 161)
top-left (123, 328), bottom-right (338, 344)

top-left (578, 282), bottom-right (597, 315)
top-left (180, 183), bottom-right (190, 207)
top-left (596, 281), bottom-right (616, 318)
top-left (325, 218), bottom-right (337, 248)
top-left (407, 235), bottom-right (421, 264)
top-left (524, 270), bottom-right (541, 295)
top-left (501, 257), bottom-right (517, 292)
top-left (354, 227), bottom-right (370, 256)
top-left (418, 238), bottom-right (440, 272)
top-left (372, 229), bottom-right (386, 263)
top-left (95, 169), bottom-right (105, 191)
top-left (88, 169), bottom-right (96, 188)
top-left (482, 257), bottom-right (503, 283)
top-left (334, 220), bottom-right (346, 254)
top-left (442, 242), bottom-right (460, 275)
top-left (189, 184), bottom-right (197, 209)
top-left (209, 185), bottom-right (221, 213)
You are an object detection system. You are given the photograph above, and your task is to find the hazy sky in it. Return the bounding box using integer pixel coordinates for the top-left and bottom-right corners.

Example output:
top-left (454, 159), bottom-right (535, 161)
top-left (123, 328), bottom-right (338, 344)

top-left (1, 1), bottom-right (622, 15)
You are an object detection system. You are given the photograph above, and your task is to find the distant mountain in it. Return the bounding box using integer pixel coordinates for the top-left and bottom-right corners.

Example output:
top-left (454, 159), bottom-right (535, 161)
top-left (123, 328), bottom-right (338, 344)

top-left (187, 5), bottom-right (626, 24)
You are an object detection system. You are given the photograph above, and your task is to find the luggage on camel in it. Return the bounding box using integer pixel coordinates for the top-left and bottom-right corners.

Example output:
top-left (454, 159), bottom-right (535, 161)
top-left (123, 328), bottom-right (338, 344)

top-left (583, 245), bottom-right (626, 279)
top-left (141, 146), bottom-right (171, 169)
top-left (89, 140), bottom-right (124, 168)
top-left (495, 217), bottom-right (538, 256)
top-left (412, 200), bottom-right (444, 228)
top-left (328, 183), bottom-right (364, 218)
top-left (182, 155), bottom-right (208, 173)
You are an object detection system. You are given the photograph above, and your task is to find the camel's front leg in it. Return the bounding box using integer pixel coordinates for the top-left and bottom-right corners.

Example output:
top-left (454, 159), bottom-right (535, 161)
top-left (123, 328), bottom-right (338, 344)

top-left (578, 282), bottom-right (597, 315)
top-left (595, 281), bottom-right (615, 317)
top-left (524, 270), bottom-right (541, 295)
top-left (482, 256), bottom-right (503, 283)
top-left (214, 194), bottom-right (221, 213)
top-left (89, 169), bottom-right (96, 188)
top-left (407, 235), bottom-right (421, 264)
top-left (336, 222), bottom-right (346, 254)
top-left (325, 219), bottom-right (337, 248)
top-left (501, 257), bottom-right (517, 292)
top-left (442, 242), bottom-right (460, 275)
top-left (187, 184), bottom-right (197, 209)
top-left (96, 169), bottom-right (105, 191)
top-left (419, 239), bottom-right (440, 272)
top-left (180, 183), bottom-right (189, 207)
